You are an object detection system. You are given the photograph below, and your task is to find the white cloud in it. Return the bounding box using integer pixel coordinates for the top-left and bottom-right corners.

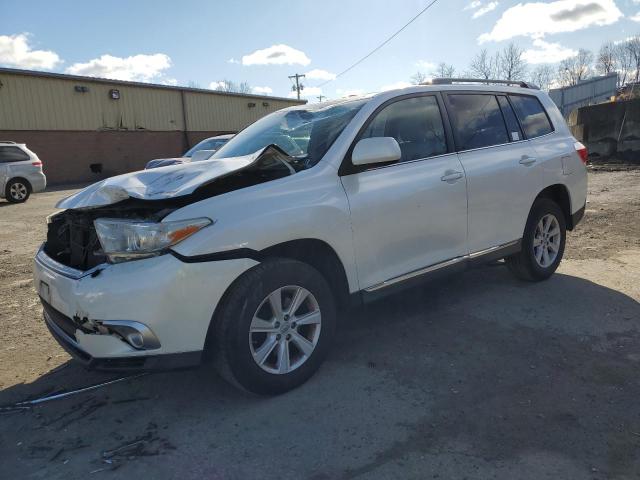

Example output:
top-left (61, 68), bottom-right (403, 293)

top-left (305, 69), bottom-right (336, 81)
top-left (0, 33), bottom-right (61, 70)
top-left (631, 12), bottom-right (640, 22)
top-left (242, 44), bottom-right (311, 66)
top-left (209, 81), bottom-right (225, 90)
top-left (380, 81), bottom-right (413, 91)
top-left (252, 86), bottom-right (273, 95)
top-left (522, 39), bottom-right (578, 64)
top-left (415, 60), bottom-right (436, 70)
top-left (336, 88), bottom-right (365, 97)
top-left (479, 0), bottom-right (623, 43)
top-left (66, 53), bottom-right (171, 82)
top-left (227, 58), bottom-right (240, 64)
top-left (473, 1), bottom-right (499, 18)
top-left (288, 86), bottom-right (322, 98)
top-left (465, 1), bottom-right (482, 10)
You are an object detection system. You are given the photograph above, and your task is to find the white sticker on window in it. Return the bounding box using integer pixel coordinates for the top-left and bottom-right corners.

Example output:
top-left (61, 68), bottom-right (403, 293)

top-left (511, 132), bottom-right (520, 141)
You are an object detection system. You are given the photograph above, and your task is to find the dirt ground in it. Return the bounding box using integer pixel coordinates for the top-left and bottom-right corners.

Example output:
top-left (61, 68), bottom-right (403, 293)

top-left (1, 170), bottom-right (639, 479)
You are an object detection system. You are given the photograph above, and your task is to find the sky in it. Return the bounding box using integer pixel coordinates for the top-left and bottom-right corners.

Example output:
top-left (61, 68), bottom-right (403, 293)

top-left (1, 0), bottom-right (639, 102)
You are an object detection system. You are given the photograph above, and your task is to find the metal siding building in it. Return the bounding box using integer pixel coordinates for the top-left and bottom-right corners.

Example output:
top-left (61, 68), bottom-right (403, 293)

top-left (0, 68), bottom-right (303, 184)
top-left (549, 74), bottom-right (618, 117)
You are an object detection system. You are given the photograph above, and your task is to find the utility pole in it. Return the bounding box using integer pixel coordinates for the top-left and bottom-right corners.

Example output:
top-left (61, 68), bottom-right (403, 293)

top-left (317, 94), bottom-right (326, 102)
top-left (289, 73), bottom-right (305, 100)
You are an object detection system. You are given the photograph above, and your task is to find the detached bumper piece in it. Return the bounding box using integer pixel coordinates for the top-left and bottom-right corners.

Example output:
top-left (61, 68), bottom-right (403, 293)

top-left (42, 300), bottom-right (202, 372)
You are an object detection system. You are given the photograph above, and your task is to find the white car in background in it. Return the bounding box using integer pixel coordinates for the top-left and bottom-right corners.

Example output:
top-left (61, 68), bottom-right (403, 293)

top-left (35, 80), bottom-right (587, 395)
top-left (144, 134), bottom-right (234, 169)
top-left (0, 141), bottom-right (47, 203)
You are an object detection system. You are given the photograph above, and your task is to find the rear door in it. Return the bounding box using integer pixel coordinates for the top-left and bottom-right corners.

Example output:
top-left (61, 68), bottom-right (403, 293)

top-left (443, 92), bottom-right (541, 253)
top-left (340, 94), bottom-right (468, 290)
top-left (0, 146), bottom-right (32, 191)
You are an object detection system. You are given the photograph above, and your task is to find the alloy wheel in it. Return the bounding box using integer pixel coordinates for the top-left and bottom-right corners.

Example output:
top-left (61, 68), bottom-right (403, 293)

top-left (9, 182), bottom-right (28, 201)
top-left (249, 285), bottom-right (321, 374)
top-left (533, 213), bottom-right (561, 268)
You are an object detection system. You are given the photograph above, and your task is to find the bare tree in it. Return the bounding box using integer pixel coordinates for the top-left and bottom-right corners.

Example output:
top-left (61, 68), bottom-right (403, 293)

top-left (433, 62), bottom-right (456, 78)
top-left (613, 42), bottom-right (633, 87)
top-left (596, 42), bottom-right (616, 75)
top-left (410, 71), bottom-right (429, 85)
top-left (213, 79), bottom-right (252, 93)
top-left (529, 65), bottom-right (556, 91)
top-left (558, 49), bottom-right (593, 86)
top-left (498, 43), bottom-right (527, 81)
top-left (237, 81), bottom-right (252, 94)
top-left (626, 36), bottom-right (640, 83)
top-left (469, 49), bottom-right (500, 79)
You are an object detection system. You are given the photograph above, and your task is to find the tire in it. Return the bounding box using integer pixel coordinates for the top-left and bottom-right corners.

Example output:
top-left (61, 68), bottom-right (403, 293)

top-left (5, 178), bottom-right (31, 203)
top-left (506, 198), bottom-right (566, 282)
top-left (209, 258), bottom-right (336, 395)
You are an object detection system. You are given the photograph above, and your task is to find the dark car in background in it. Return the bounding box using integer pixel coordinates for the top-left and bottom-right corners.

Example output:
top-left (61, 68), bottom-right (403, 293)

top-left (145, 134), bottom-right (234, 169)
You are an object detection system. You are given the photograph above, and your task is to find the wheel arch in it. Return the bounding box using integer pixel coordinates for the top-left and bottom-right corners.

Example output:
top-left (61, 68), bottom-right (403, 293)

top-left (534, 184), bottom-right (574, 230)
top-left (7, 176), bottom-right (32, 191)
top-left (259, 238), bottom-right (352, 310)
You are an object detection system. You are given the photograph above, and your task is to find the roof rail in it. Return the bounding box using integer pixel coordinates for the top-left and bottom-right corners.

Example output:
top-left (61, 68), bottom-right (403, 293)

top-left (0, 140), bottom-right (17, 144)
top-left (424, 78), bottom-right (540, 90)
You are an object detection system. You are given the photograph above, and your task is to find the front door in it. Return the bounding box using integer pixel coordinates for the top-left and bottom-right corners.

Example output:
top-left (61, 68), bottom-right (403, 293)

top-left (340, 94), bottom-right (468, 290)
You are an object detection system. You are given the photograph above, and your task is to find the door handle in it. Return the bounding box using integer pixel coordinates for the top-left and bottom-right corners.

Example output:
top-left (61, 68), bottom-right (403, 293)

top-left (441, 171), bottom-right (464, 183)
top-left (519, 155), bottom-right (537, 166)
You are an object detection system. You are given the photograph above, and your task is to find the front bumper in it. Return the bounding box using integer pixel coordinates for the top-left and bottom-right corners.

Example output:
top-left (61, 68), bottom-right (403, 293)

top-left (43, 300), bottom-right (202, 370)
top-left (34, 246), bottom-right (258, 368)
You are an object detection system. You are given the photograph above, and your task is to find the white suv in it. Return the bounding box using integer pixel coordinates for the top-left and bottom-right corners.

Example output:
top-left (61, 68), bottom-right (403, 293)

top-left (0, 141), bottom-right (47, 203)
top-left (34, 81), bottom-right (587, 394)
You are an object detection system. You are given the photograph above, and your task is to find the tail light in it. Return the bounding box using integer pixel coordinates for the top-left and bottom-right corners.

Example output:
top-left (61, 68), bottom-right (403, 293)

top-left (31, 161), bottom-right (42, 166)
top-left (574, 141), bottom-right (588, 164)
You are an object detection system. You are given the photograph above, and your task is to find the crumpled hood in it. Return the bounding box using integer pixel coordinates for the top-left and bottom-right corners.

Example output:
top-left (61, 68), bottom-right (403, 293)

top-left (57, 150), bottom-right (264, 209)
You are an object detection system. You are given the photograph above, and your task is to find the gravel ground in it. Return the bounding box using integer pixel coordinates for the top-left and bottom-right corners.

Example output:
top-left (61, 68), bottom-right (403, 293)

top-left (0, 170), bottom-right (639, 479)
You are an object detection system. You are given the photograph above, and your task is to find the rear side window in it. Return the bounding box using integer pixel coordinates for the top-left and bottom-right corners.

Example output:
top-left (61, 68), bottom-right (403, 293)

top-left (509, 95), bottom-right (553, 138)
top-left (359, 95), bottom-right (447, 162)
top-left (0, 146), bottom-right (30, 163)
top-left (497, 96), bottom-right (523, 142)
top-left (446, 94), bottom-right (509, 150)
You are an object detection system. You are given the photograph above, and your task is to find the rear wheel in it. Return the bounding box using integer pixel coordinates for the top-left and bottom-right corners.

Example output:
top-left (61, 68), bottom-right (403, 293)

top-left (506, 198), bottom-right (566, 281)
top-left (209, 258), bottom-right (336, 395)
top-left (6, 179), bottom-right (31, 203)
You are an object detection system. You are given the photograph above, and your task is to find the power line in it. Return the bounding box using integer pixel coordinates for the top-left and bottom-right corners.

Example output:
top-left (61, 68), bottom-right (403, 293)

top-left (318, 0), bottom-right (441, 88)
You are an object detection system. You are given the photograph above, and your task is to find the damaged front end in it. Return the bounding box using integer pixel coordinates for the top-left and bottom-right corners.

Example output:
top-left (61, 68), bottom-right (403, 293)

top-left (45, 145), bottom-right (297, 272)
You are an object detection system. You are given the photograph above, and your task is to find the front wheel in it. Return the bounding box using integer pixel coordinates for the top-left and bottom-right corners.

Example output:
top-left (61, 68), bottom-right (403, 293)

top-left (209, 258), bottom-right (336, 395)
top-left (506, 198), bottom-right (566, 281)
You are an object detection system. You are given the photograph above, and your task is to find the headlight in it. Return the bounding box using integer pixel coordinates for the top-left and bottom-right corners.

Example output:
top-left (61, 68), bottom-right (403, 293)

top-left (94, 217), bottom-right (212, 262)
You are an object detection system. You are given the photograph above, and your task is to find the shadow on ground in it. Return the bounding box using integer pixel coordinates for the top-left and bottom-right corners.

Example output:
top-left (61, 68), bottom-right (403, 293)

top-left (1, 265), bottom-right (639, 480)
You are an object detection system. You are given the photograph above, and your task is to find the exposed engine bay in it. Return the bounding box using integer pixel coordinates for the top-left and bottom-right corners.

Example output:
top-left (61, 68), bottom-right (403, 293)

top-left (45, 145), bottom-right (298, 270)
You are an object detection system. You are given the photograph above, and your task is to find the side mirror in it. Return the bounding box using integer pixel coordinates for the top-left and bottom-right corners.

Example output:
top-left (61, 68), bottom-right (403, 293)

top-left (351, 137), bottom-right (401, 166)
top-left (190, 149), bottom-right (216, 162)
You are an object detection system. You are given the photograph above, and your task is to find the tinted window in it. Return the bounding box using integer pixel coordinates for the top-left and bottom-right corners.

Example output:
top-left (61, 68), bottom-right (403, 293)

top-left (359, 96), bottom-right (447, 162)
top-left (446, 94), bottom-right (509, 150)
top-left (509, 95), bottom-right (553, 138)
top-left (0, 146), bottom-right (29, 163)
top-left (497, 96), bottom-right (523, 142)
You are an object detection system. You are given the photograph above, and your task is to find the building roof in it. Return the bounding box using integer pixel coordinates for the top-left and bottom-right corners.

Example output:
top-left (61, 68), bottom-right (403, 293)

top-left (0, 67), bottom-right (305, 104)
